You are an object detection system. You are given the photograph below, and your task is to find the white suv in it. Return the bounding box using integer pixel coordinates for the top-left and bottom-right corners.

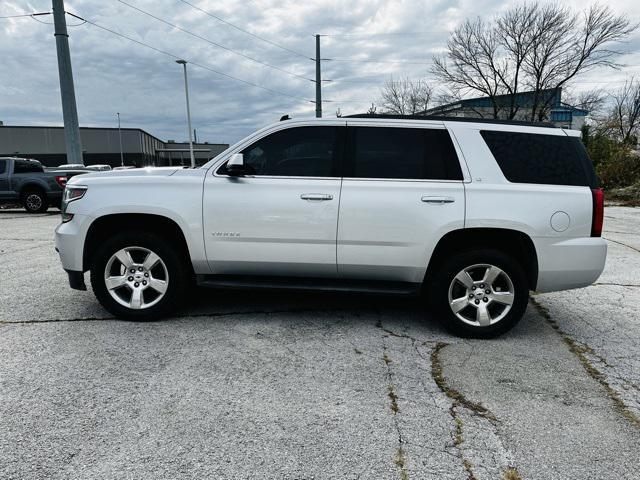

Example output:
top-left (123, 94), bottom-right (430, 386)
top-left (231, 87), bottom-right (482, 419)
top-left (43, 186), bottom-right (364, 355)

top-left (55, 115), bottom-right (606, 337)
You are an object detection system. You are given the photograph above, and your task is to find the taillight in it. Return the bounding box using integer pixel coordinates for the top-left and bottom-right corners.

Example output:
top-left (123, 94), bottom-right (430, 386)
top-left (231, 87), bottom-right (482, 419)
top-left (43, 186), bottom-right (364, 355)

top-left (591, 188), bottom-right (604, 237)
top-left (55, 175), bottom-right (67, 188)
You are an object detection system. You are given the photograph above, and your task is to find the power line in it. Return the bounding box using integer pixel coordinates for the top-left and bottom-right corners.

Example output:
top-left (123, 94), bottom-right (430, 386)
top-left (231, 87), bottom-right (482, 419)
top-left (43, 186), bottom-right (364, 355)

top-left (66, 11), bottom-right (311, 103)
top-left (319, 31), bottom-right (450, 37)
top-left (176, 0), bottom-right (312, 60)
top-left (117, 0), bottom-right (314, 82)
top-left (0, 11), bottom-right (51, 19)
top-left (327, 58), bottom-right (433, 65)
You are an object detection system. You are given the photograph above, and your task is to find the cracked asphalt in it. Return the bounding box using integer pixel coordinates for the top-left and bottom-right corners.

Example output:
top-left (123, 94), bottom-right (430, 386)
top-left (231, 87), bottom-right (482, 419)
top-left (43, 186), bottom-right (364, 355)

top-left (1, 207), bottom-right (639, 479)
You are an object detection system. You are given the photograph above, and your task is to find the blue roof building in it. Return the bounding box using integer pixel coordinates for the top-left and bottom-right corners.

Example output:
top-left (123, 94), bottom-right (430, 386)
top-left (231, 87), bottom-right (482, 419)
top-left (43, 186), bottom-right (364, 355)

top-left (421, 88), bottom-right (588, 130)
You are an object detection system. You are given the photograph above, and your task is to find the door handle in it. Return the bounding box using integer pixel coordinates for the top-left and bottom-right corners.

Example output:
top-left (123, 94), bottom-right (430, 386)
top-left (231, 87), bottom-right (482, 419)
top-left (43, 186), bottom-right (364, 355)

top-left (421, 196), bottom-right (455, 204)
top-left (300, 193), bottom-right (333, 201)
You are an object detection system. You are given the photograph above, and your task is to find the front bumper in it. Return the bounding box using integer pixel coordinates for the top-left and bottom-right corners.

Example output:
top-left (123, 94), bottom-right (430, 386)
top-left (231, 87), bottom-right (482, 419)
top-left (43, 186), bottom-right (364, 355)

top-left (54, 213), bottom-right (92, 273)
top-left (535, 236), bottom-right (607, 292)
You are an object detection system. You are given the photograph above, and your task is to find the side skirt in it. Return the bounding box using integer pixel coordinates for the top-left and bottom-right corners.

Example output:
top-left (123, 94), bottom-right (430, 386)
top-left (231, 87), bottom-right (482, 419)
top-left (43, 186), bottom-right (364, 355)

top-left (196, 274), bottom-right (422, 296)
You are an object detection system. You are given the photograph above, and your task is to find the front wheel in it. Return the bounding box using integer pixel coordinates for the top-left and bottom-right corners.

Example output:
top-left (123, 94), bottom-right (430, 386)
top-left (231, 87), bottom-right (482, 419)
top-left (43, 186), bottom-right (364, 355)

top-left (429, 249), bottom-right (529, 338)
top-left (90, 232), bottom-right (189, 320)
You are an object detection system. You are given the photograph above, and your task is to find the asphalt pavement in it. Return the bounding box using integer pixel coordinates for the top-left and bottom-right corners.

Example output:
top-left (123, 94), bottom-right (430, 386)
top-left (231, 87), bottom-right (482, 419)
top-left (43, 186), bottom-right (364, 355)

top-left (0, 207), bottom-right (639, 479)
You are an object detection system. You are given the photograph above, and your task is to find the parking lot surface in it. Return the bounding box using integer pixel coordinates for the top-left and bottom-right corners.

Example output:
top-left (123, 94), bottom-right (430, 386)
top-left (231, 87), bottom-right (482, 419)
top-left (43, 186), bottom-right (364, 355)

top-left (1, 207), bottom-right (639, 479)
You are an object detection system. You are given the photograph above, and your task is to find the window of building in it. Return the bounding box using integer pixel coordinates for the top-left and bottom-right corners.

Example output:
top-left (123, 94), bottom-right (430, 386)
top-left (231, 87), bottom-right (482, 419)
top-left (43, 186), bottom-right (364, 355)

top-left (346, 127), bottom-right (463, 180)
top-left (480, 130), bottom-right (597, 187)
top-left (218, 126), bottom-right (341, 177)
top-left (13, 160), bottom-right (44, 174)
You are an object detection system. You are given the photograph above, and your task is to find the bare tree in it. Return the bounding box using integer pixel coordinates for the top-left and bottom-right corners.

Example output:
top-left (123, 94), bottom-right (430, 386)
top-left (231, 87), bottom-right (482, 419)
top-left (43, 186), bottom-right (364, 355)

top-left (379, 77), bottom-right (434, 115)
top-left (563, 89), bottom-right (607, 116)
top-left (432, 2), bottom-right (635, 121)
top-left (432, 19), bottom-right (504, 118)
top-left (609, 78), bottom-right (640, 146)
top-left (525, 4), bottom-right (636, 121)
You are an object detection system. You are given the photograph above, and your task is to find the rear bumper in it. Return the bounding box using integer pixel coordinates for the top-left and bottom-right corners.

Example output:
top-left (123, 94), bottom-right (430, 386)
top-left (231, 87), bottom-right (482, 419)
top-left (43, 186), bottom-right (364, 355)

top-left (534, 237), bottom-right (607, 292)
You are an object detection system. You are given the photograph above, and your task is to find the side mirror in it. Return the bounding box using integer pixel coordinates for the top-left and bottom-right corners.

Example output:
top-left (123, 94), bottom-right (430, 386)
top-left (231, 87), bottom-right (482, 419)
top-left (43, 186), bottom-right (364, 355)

top-left (226, 153), bottom-right (245, 176)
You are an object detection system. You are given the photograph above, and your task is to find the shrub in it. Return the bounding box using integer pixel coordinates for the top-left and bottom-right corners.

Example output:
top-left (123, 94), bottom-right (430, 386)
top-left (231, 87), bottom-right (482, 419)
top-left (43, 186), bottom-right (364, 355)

top-left (587, 132), bottom-right (640, 189)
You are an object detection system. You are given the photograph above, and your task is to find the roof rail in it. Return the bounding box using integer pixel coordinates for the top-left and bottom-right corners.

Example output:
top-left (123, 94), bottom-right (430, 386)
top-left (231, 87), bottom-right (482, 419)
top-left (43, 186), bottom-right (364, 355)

top-left (344, 113), bottom-right (557, 128)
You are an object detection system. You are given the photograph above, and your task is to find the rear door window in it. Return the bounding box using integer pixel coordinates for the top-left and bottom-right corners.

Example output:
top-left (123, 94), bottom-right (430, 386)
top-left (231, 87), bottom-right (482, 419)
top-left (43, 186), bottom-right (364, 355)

top-left (0, 160), bottom-right (6, 174)
top-left (480, 130), bottom-right (597, 187)
top-left (346, 127), bottom-right (463, 180)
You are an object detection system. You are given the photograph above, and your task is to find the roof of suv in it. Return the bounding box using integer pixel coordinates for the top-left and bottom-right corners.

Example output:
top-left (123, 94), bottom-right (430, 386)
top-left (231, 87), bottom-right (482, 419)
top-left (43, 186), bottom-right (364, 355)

top-left (344, 113), bottom-right (557, 128)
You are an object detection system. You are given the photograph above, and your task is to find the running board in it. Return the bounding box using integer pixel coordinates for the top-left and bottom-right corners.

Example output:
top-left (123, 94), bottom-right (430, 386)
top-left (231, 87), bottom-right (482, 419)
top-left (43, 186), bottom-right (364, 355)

top-left (196, 275), bottom-right (422, 296)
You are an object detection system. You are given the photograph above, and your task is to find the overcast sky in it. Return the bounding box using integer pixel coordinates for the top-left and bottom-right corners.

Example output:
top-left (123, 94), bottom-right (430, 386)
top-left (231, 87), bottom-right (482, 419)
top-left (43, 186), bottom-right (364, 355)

top-left (1, 0), bottom-right (639, 144)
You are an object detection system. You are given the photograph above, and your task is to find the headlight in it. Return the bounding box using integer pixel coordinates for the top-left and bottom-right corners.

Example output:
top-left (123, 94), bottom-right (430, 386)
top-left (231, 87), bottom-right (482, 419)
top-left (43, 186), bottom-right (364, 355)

top-left (61, 186), bottom-right (87, 222)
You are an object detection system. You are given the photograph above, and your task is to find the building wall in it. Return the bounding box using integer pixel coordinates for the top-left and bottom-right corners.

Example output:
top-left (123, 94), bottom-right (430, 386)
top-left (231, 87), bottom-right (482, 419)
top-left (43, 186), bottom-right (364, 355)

top-left (0, 126), bottom-right (226, 168)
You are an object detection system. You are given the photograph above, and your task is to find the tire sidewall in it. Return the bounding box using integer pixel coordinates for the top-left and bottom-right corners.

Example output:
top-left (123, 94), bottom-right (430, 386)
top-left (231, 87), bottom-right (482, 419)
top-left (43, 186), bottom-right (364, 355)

top-left (90, 232), bottom-right (187, 320)
top-left (430, 249), bottom-right (529, 338)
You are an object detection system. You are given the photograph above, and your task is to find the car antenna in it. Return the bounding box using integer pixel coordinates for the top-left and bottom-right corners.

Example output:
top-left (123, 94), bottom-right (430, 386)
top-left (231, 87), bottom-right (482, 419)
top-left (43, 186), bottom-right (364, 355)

top-left (280, 114), bottom-right (290, 121)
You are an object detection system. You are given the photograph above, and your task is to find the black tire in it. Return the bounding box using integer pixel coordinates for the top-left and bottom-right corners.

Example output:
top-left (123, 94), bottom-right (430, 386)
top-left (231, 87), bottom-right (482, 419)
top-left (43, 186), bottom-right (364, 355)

top-left (90, 231), bottom-right (189, 320)
top-left (428, 249), bottom-right (529, 338)
top-left (21, 188), bottom-right (49, 213)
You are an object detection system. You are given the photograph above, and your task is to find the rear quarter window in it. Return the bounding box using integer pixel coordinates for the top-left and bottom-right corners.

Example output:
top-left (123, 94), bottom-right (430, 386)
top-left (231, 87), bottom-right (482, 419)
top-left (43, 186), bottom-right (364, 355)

top-left (480, 130), bottom-right (597, 187)
top-left (13, 160), bottom-right (44, 174)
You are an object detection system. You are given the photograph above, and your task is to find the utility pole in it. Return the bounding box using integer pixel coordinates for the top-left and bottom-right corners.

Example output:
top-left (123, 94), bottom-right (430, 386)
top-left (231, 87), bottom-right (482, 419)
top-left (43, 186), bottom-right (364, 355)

top-left (315, 34), bottom-right (322, 118)
top-left (176, 59), bottom-right (195, 169)
top-left (117, 112), bottom-right (124, 167)
top-left (52, 0), bottom-right (83, 165)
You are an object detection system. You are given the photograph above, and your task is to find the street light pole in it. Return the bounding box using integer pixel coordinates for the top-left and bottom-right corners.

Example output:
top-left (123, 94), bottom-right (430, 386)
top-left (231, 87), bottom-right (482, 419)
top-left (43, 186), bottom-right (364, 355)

top-left (117, 112), bottom-right (124, 167)
top-left (176, 59), bottom-right (195, 169)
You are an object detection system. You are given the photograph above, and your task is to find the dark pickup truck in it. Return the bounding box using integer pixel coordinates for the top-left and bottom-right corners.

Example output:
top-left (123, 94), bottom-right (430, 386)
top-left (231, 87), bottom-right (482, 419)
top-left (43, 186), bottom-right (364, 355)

top-left (0, 157), bottom-right (86, 213)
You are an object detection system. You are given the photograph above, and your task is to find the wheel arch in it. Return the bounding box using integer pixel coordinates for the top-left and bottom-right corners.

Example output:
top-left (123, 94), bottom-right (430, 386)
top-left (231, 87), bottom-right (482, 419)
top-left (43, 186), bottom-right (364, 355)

top-left (83, 213), bottom-right (192, 273)
top-left (19, 182), bottom-right (47, 196)
top-left (424, 228), bottom-right (538, 290)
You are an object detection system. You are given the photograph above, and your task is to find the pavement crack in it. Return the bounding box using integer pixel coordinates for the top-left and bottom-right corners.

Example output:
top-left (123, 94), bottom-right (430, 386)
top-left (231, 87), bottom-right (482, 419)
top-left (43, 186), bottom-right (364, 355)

top-left (381, 337), bottom-right (409, 480)
top-left (603, 236), bottom-right (640, 254)
top-left (530, 297), bottom-right (640, 430)
top-left (430, 342), bottom-right (496, 421)
top-left (430, 342), bottom-right (521, 480)
top-left (594, 282), bottom-right (640, 288)
top-left (0, 307), bottom-right (347, 325)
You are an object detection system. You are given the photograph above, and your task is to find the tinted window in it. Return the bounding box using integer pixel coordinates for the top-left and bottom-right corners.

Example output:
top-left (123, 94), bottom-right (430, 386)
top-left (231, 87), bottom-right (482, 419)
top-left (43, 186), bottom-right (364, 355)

top-left (0, 160), bottom-right (6, 174)
top-left (480, 130), bottom-right (597, 187)
top-left (347, 127), bottom-right (463, 180)
top-left (14, 160), bottom-right (43, 174)
top-left (219, 126), bottom-right (340, 177)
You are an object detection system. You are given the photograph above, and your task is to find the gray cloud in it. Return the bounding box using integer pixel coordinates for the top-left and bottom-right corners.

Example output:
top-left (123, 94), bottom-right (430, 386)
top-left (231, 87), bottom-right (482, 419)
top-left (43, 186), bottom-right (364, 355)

top-left (1, 0), bottom-right (639, 144)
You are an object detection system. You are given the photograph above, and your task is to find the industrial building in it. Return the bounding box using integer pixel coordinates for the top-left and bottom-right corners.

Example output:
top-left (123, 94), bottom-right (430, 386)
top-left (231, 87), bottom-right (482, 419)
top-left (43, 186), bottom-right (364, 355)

top-left (421, 88), bottom-right (588, 130)
top-left (0, 125), bottom-right (228, 167)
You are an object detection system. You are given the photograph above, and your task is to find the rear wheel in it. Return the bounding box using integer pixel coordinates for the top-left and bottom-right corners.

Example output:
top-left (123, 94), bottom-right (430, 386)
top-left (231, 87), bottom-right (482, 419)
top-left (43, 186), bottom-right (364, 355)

top-left (21, 189), bottom-right (48, 213)
top-left (90, 232), bottom-right (188, 320)
top-left (429, 249), bottom-right (529, 338)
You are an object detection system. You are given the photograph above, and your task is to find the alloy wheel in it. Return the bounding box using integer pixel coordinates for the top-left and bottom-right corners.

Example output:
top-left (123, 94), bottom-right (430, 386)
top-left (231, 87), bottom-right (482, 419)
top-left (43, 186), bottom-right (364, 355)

top-left (104, 246), bottom-right (169, 310)
top-left (447, 263), bottom-right (515, 327)
top-left (25, 194), bottom-right (43, 211)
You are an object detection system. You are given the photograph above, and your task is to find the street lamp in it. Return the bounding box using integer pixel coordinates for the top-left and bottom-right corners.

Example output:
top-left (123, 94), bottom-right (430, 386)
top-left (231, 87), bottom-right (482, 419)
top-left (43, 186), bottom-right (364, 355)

top-left (176, 59), bottom-right (195, 169)
top-left (117, 112), bottom-right (124, 167)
